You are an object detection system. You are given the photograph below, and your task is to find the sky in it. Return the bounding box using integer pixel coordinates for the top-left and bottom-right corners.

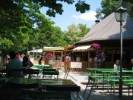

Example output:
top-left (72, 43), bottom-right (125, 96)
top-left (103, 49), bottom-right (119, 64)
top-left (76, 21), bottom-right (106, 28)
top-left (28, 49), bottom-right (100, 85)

top-left (40, 0), bottom-right (102, 31)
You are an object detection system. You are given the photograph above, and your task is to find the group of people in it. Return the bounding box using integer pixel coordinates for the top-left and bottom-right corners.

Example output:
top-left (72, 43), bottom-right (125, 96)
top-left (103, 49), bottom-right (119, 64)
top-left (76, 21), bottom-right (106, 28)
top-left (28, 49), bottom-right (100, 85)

top-left (94, 51), bottom-right (106, 68)
top-left (113, 59), bottom-right (133, 76)
top-left (92, 50), bottom-right (133, 70)
top-left (6, 51), bottom-right (33, 77)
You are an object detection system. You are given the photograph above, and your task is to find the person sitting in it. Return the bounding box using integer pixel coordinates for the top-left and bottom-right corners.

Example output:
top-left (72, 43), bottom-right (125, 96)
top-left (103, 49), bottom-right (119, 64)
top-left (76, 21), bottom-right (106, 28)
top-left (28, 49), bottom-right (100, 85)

top-left (22, 55), bottom-right (34, 78)
top-left (22, 55), bottom-right (33, 69)
top-left (6, 51), bottom-right (23, 77)
top-left (16, 53), bottom-right (21, 60)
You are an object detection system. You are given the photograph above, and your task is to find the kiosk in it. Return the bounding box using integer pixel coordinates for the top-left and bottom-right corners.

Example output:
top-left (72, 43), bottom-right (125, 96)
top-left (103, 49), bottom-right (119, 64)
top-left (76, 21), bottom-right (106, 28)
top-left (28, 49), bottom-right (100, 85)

top-left (43, 47), bottom-right (64, 69)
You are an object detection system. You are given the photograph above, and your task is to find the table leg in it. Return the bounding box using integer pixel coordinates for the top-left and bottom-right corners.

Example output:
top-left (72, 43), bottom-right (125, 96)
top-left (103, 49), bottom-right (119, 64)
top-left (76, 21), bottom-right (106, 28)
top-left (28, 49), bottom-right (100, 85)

top-left (87, 83), bottom-right (94, 100)
top-left (76, 92), bottom-right (79, 100)
top-left (103, 73), bottom-right (104, 90)
top-left (83, 76), bottom-right (90, 97)
top-left (131, 85), bottom-right (133, 99)
top-left (128, 85), bottom-right (130, 96)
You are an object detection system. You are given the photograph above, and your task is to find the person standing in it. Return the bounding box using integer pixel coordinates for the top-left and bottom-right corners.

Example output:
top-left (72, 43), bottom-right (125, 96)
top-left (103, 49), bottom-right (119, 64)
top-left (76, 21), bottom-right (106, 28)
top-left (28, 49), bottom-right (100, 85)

top-left (114, 60), bottom-right (120, 70)
top-left (113, 59), bottom-right (120, 76)
top-left (76, 56), bottom-right (80, 62)
top-left (6, 51), bottom-right (23, 77)
top-left (99, 51), bottom-right (106, 68)
top-left (64, 54), bottom-right (71, 73)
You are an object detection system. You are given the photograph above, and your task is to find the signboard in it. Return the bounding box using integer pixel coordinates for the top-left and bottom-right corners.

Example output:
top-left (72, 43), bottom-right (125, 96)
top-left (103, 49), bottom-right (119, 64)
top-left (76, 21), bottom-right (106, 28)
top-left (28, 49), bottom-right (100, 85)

top-left (70, 62), bottom-right (82, 68)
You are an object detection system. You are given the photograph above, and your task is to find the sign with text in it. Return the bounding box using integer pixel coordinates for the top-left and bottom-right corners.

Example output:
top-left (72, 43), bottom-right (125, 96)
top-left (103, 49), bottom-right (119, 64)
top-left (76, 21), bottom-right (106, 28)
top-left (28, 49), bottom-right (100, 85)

top-left (71, 62), bottom-right (82, 68)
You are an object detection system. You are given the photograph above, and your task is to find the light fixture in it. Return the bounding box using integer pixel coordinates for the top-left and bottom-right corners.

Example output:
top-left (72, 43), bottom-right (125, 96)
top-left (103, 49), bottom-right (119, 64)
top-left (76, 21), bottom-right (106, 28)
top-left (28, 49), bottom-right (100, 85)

top-left (115, 6), bottom-right (128, 98)
top-left (115, 7), bottom-right (128, 22)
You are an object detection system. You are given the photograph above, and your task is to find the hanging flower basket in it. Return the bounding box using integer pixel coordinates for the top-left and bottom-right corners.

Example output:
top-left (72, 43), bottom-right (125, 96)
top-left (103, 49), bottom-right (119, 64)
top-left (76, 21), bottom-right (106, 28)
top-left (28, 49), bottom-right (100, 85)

top-left (45, 52), bottom-right (53, 60)
top-left (91, 43), bottom-right (101, 49)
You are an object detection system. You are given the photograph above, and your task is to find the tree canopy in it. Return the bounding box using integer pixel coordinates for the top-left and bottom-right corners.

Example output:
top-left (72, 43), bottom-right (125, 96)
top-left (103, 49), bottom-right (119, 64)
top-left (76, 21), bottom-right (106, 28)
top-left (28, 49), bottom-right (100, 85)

top-left (0, 0), bottom-right (91, 54)
top-left (64, 24), bottom-right (90, 45)
top-left (0, 0), bottom-right (90, 17)
top-left (96, 0), bottom-right (133, 19)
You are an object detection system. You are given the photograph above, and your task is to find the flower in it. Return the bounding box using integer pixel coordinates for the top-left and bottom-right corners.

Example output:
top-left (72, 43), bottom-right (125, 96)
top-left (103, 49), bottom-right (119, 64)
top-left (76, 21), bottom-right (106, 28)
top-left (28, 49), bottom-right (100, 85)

top-left (91, 43), bottom-right (101, 49)
top-left (45, 52), bottom-right (53, 60)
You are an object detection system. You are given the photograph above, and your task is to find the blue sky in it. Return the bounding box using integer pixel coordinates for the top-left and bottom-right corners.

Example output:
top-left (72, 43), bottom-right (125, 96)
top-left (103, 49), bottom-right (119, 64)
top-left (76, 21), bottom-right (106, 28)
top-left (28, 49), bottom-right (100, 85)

top-left (40, 0), bottom-right (102, 31)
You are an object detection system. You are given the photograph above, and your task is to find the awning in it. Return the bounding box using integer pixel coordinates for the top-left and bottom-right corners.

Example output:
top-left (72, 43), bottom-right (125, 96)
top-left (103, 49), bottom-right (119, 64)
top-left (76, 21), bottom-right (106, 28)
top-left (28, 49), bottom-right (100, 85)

top-left (73, 45), bottom-right (91, 51)
top-left (43, 47), bottom-right (64, 51)
top-left (29, 49), bottom-right (43, 53)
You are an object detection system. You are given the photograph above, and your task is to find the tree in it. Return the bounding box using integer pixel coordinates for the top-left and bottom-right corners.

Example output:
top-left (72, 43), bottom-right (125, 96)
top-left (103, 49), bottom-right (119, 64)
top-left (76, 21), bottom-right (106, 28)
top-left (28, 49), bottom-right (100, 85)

top-left (33, 0), bottom-right (90, 17)
top-left (64, 24), bottom-right (90, 45)
top-left (50, 26), bottom-right (66, 46)
top-left (0, 0), bottom-right (90, 17)
top-left (123, 0), bottom-right (133, 17)
top-left (35, 25), bottom-right (68, 47)
top-left (123, 0), bottom-right (133, 3)
top-left (78, 24), bottom-right (90, 37)
top-left (0, 0), bottom-right (55, 52)
top-left (0, 0), bottom-right (91, 67)
top-left (96, 0), bottom-right (133, 19)
top-left (29, 13), bottom-right (55, 49)
top-left (0, 1), bottom-right (33, 53)
top-left (0, 0), bottom-right (91, 65)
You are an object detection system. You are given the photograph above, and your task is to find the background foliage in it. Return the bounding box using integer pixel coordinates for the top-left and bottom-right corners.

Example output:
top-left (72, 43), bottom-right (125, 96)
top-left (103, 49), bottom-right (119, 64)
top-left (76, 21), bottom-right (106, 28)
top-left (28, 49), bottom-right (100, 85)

top-left (0, 0), bottom-right (90, 54)
top-left (96, 0), bottom-right (133, 20)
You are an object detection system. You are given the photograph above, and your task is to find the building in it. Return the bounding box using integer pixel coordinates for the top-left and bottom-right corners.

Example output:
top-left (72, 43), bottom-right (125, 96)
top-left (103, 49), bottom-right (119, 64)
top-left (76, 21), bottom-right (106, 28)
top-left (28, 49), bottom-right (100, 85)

top-left (74, 12), bottom-right (133, 71)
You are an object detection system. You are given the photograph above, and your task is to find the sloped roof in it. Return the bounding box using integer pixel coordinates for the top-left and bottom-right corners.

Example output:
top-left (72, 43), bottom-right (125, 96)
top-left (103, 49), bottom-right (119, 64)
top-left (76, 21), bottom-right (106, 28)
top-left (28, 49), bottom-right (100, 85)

top-left (79, 12), bottom-right (133, 44)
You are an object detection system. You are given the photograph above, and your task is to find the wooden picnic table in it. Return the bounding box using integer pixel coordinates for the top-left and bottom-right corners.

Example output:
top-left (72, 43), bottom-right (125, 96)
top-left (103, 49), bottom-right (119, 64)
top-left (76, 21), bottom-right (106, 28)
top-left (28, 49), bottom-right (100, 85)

top-left (84, 68), bottom-right (133, 99)
top-left (2, 77), bottom-right (80, 100)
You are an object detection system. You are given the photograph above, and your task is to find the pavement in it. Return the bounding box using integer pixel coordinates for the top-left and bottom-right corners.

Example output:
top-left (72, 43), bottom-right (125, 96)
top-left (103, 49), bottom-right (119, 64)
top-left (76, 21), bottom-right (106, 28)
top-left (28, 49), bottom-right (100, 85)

top-left (58, 69), bottom-right (133, 100)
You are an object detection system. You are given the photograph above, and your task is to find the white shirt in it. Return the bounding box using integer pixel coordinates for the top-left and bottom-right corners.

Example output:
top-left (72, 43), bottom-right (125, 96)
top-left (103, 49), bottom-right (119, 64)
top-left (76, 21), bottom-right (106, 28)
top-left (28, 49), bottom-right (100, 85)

top-left (65, 56), bottom-right (71, 61)
top-left (114, 64), bottom-right (120, 70)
